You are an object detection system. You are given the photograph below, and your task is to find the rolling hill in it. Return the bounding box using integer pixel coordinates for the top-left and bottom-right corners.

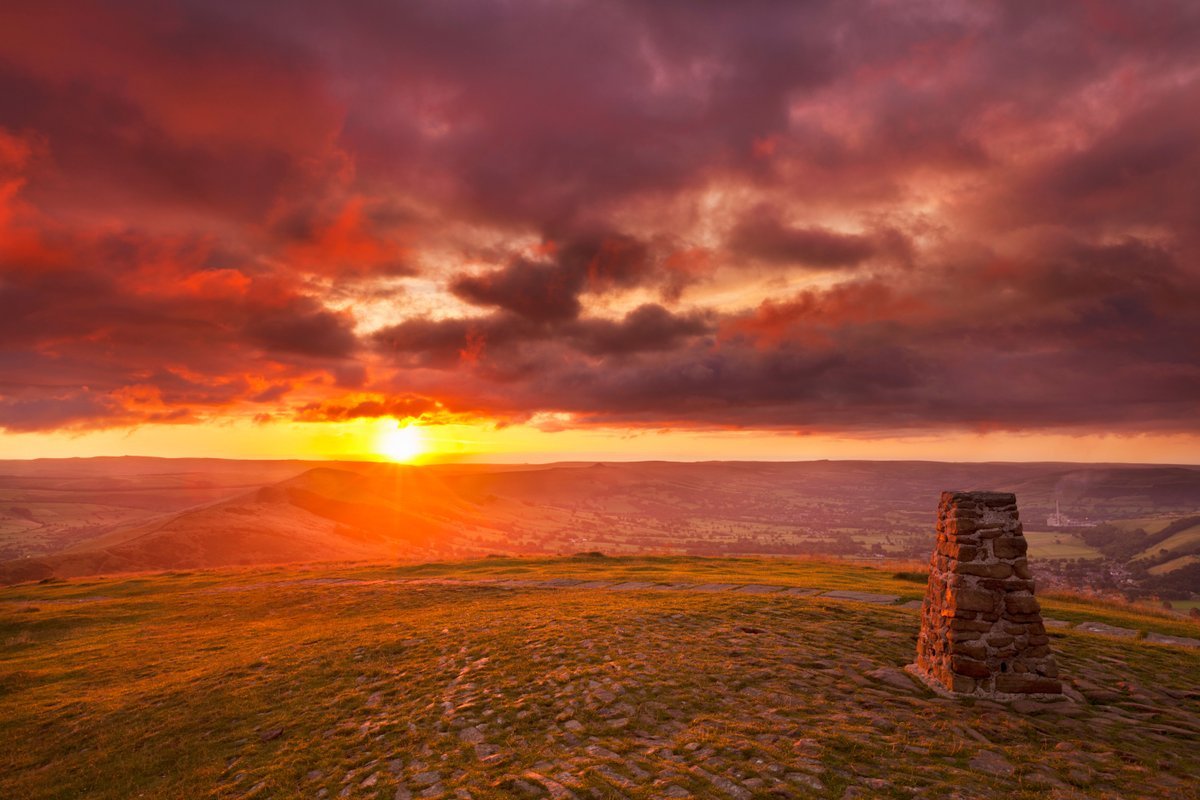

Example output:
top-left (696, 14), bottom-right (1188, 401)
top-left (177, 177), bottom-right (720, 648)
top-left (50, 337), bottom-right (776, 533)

top-left (0, 466), bottom-right (527, 583)
top-left (3, 459), bottom-right (1199, 591)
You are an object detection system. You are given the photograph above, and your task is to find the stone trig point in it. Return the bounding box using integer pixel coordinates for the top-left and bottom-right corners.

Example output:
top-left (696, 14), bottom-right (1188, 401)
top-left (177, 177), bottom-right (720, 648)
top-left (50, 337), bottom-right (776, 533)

top-left (911, 491), bottom-right (1062, 697)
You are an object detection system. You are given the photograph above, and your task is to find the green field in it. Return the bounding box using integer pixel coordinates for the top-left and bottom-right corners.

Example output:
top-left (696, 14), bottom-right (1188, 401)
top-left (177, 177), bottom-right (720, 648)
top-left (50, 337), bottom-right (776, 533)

top-left (1138, 523), bottom-right (1200, 560)
top-left (1021, 531), bottom-right (1104, 560)
top-left (1106, 517), bottom-right (1178, 536)
top-left (2, 556), bottom-right (1199, 799)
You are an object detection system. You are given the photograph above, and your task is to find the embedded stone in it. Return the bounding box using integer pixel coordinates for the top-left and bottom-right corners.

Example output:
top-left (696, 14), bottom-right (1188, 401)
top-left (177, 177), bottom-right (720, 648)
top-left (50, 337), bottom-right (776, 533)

top-left (938, 541), bottom-right (979, 561)
top-left (951, 657), bottom-right (991, 678)
top-left (1005, 595), bottom-right (1041, 615)
top-left (993, 538), bottom-right (1028, 559)
top-left (953, 562), bottom-right (1013, 579)
top-left (944, 519), bottom-right (980, 536)
top-left (953, 589), bottom-right (997, 613)
top-left (951, 641), bottom-right (988, 660)
top-left (948, 618), bottom-right (993, 632)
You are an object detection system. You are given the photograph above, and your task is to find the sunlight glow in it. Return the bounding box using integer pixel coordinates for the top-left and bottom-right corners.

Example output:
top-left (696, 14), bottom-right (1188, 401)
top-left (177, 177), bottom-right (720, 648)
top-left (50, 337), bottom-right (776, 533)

top-left (376, 421), bottom-right (426, 462)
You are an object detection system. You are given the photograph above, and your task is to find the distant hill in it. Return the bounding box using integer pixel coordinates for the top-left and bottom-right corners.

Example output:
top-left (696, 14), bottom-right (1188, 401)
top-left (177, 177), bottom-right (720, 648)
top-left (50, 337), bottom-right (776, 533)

top-left (0, 466), bottom-right (521, 583)
top-left (2, 457), bottom-right (1199, 586)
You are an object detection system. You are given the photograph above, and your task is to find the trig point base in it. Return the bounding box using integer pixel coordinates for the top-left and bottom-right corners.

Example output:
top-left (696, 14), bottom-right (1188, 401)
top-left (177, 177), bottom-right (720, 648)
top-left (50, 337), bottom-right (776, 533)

top-left (911, 491), bottom-right (1062, 698)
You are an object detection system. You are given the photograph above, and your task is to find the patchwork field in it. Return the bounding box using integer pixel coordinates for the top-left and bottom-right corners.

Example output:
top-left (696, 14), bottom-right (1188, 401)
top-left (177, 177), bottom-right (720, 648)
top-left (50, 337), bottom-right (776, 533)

top-left (2, 557), bottom-right (1198, 799)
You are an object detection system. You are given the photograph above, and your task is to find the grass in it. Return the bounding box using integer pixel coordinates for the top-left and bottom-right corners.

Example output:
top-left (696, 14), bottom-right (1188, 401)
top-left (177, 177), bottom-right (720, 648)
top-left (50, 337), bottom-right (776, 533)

top-left (2, 556), bottom-right (1199, 799)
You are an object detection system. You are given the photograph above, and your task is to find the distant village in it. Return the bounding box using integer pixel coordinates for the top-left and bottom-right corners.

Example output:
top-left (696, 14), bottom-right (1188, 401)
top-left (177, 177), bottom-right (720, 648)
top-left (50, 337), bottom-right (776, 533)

top-left (1045, 497), bottom-right (1098, 528)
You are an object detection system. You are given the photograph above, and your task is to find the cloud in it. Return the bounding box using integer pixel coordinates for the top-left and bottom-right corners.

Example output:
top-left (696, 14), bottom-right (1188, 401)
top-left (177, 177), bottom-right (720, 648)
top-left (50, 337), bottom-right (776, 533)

top-left (726, 210), bottom-right (883, 269)
top-left (0, 0), bottom-right (1198, 438)
top-left (449, 232), bottom-right (654, 321)
top-left (293, 394), bottom-right (444, 423)
top-left (565, 304), bottom-right (714, 356)
top-left (374, 303), bottom-right (713, 368)
top-left (244, 297), bottom-right (359, 359)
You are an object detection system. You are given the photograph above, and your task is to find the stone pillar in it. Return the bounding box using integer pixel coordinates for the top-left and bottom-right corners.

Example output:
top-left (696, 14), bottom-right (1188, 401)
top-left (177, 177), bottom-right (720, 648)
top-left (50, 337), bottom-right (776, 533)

top-left (912, 491), bottom-right (1061, 697)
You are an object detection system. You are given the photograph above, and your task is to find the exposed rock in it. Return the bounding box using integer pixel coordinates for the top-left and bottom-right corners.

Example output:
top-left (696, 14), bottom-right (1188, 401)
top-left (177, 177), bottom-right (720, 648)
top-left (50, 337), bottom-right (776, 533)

top-left (969, 750), bottom-right (1014, 776)
top-left (1144, 632), bottom-right (1200, 648)
top-left (1076, 622), bottom-right (1137, 639)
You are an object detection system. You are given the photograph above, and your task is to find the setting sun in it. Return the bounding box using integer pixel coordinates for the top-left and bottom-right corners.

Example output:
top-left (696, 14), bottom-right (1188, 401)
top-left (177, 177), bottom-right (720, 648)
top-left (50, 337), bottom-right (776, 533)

top-left (376, 422), bottom-right (425, 462)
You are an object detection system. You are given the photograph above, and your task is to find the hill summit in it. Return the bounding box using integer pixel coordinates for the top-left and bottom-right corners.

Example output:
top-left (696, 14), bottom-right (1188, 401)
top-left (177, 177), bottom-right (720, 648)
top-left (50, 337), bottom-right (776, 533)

top-left (2, 556), bottom-right (1197, 798)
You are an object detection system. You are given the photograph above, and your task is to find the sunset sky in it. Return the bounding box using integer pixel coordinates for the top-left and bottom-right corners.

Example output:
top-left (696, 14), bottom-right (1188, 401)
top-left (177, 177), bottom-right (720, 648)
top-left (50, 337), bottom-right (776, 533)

top-left (1, 1), bottom-right (1198, 463)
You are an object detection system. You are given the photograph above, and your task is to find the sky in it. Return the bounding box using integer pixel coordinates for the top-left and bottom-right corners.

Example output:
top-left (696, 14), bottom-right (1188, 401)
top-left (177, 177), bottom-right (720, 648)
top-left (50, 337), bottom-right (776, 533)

top-left (0, 0), bottom-right (1198, 463)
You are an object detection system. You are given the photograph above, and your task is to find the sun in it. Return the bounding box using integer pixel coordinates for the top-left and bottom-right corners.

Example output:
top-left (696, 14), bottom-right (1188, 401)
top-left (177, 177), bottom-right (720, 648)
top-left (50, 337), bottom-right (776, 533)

top-left (376, 422), bottom-right (426, 463)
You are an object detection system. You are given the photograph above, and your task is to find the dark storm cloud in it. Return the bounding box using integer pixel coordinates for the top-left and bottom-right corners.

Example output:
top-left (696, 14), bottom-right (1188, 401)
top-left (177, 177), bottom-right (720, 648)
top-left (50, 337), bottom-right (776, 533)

top-left (449, 233), bottom-right (654, 321)
top-left (726, 209), bottom-right (891, 269)
top-left (1, 0), bottom-right (1198, 434)
top-left (566, 305), bottom-right (714, 357)
top-left (374, 303), bottom-right (713, 369)
top-left (244, 297), bottom-right (359, 359)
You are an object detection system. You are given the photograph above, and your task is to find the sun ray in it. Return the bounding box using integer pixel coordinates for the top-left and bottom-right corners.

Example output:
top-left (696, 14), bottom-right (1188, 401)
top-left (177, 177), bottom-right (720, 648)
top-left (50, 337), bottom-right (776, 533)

top-left (376, 421), bottom-right (425, 463)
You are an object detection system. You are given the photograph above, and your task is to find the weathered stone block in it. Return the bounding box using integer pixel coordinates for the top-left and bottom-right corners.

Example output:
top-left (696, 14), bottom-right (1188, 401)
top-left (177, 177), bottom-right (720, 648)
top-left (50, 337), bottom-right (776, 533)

top-left (993, 537), bottom-right (1028, 559)
top-left (1005, 595), bottom-right (1041, 615)
top-left (948, 618), bottom-right (992, 632)
top-left (938, 541), bottom-right (979, 561)
top-left (951, 656), bottom-right (991, 678)
top-left (944, 520), bottom-right (980, 537)
top-left (953, 562), bottom-right (1013, 579)
top-left (954, 588), bottom-right (996, 612)
top-left (951, 641), bottom-right (987, 659)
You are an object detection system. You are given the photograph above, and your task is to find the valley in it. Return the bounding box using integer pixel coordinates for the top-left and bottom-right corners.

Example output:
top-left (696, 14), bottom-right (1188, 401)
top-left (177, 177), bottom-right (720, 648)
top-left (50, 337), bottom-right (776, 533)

top-left (1, 459), bottom-right (1198, 605)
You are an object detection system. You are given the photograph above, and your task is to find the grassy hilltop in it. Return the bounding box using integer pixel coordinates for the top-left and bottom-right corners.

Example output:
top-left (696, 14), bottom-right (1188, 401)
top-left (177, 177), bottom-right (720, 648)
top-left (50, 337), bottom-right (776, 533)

top-left (2, 556), bottom-right (1198, 799)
